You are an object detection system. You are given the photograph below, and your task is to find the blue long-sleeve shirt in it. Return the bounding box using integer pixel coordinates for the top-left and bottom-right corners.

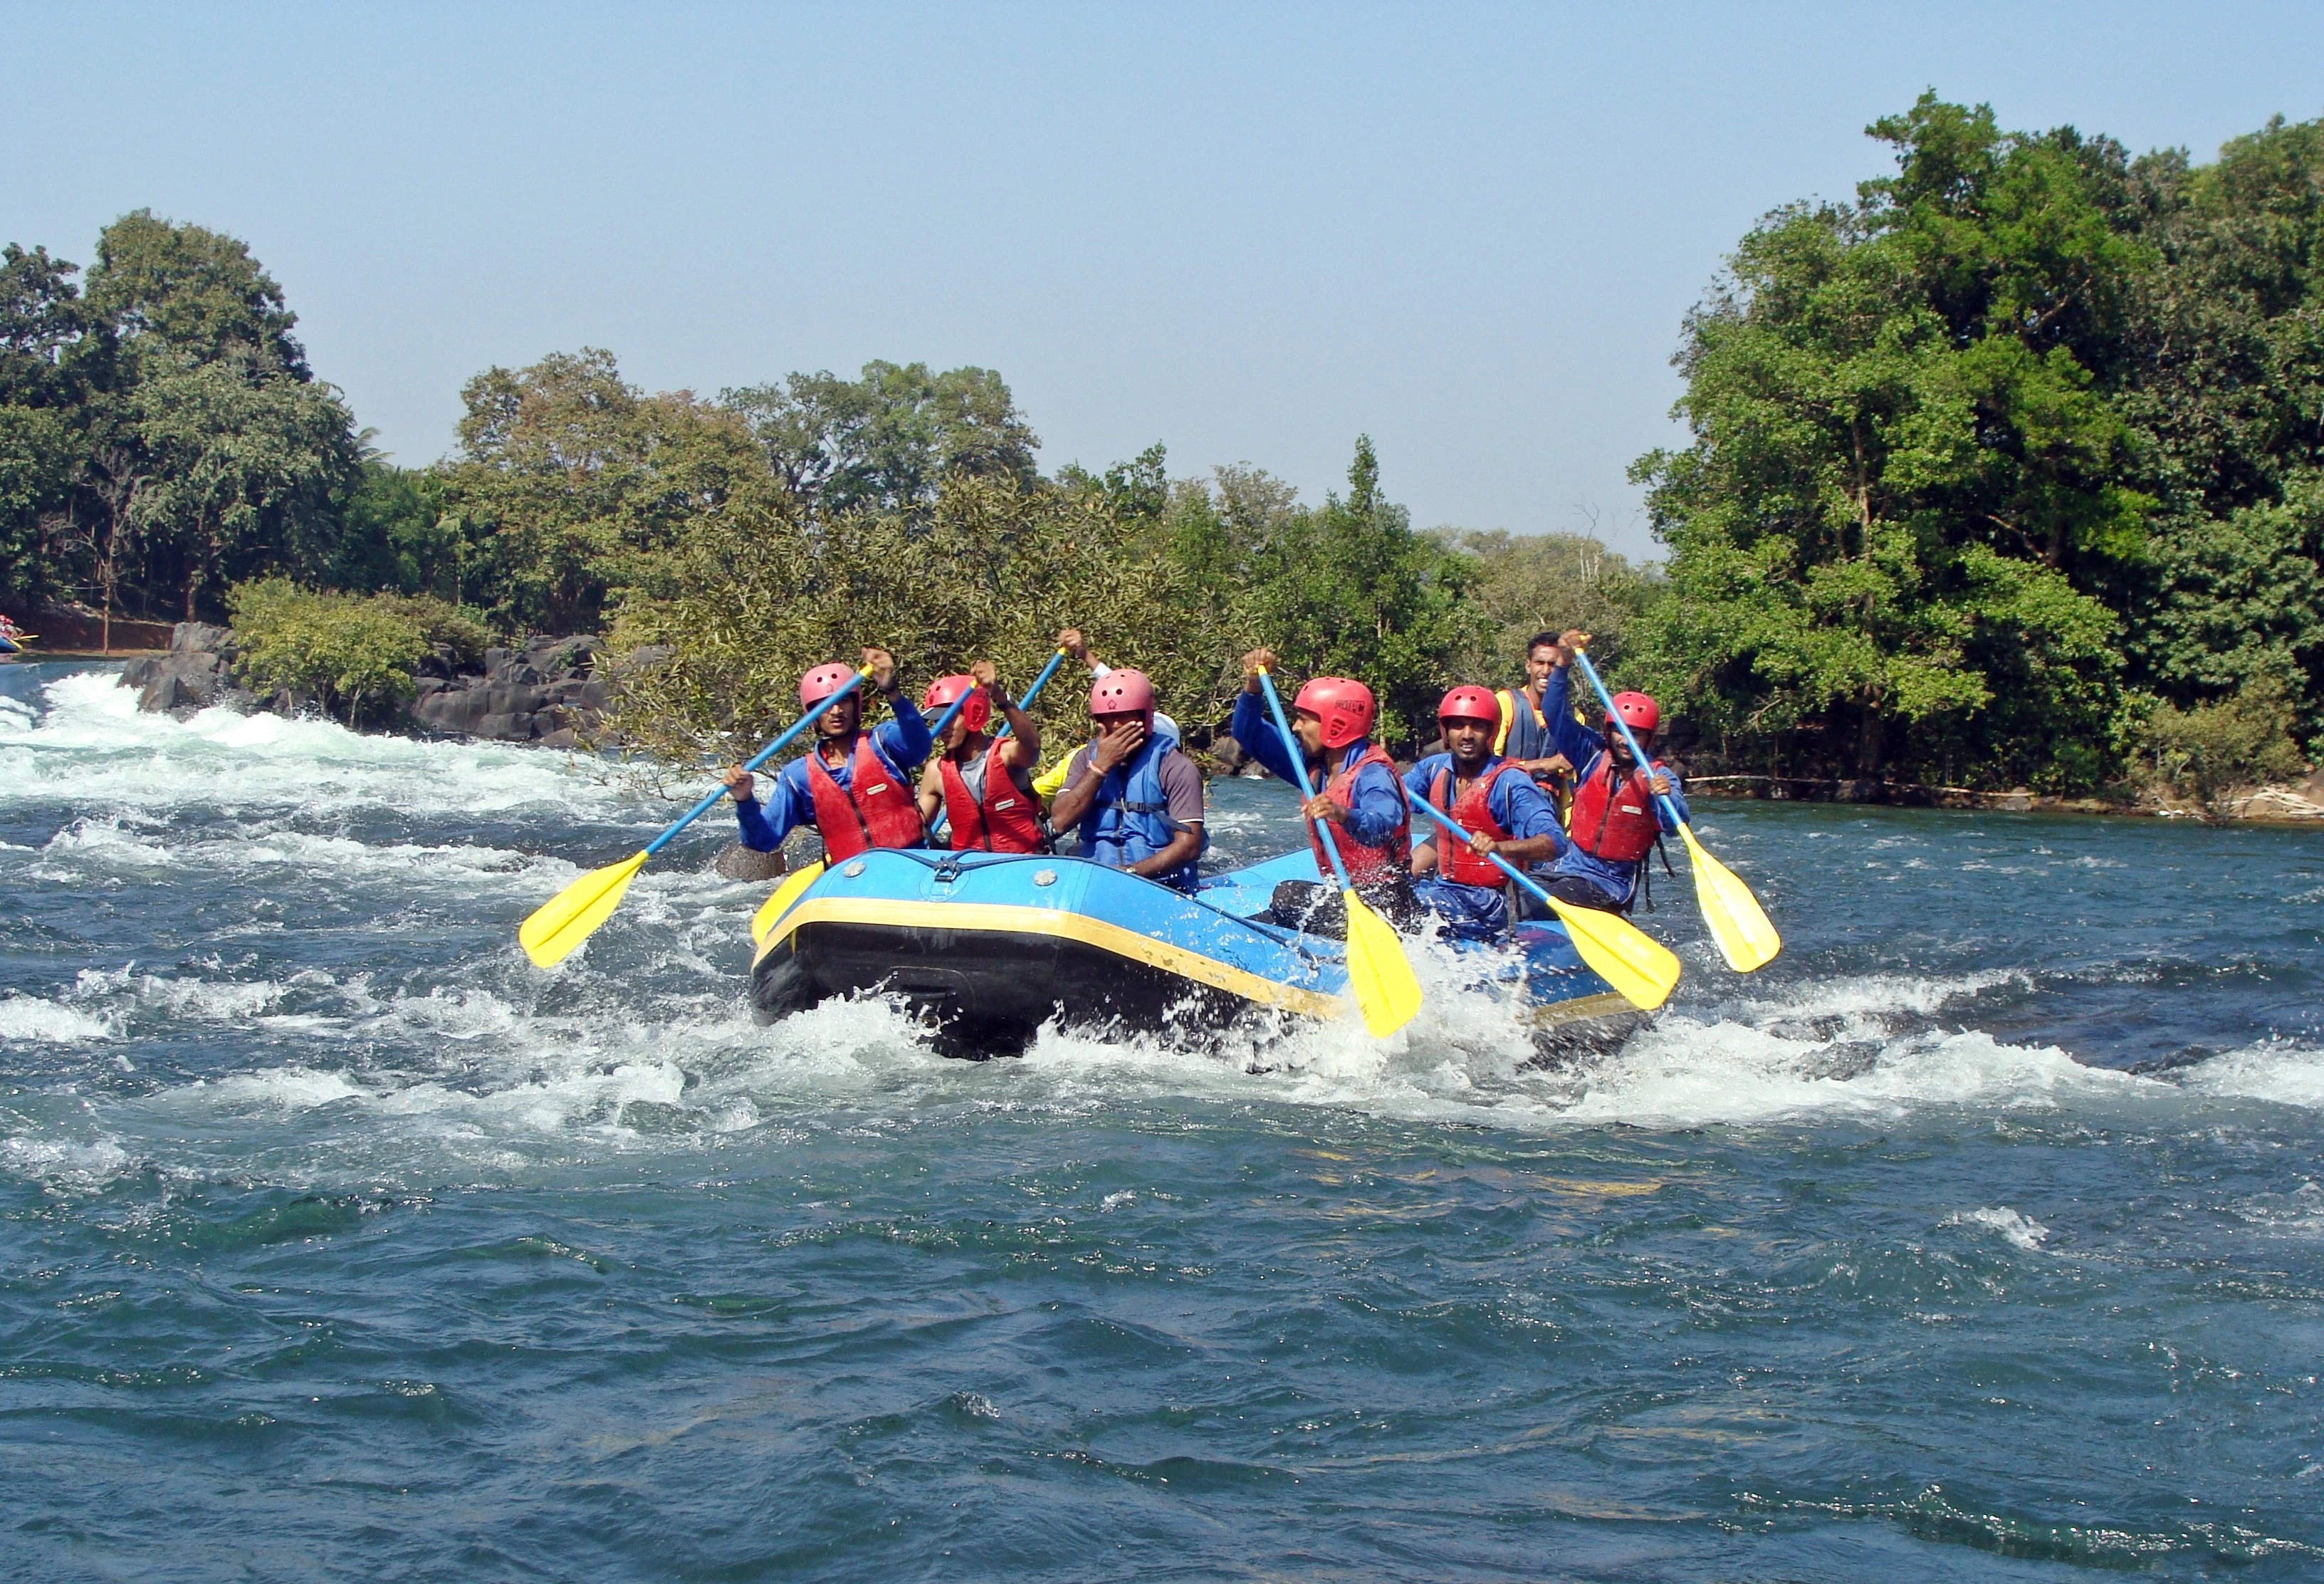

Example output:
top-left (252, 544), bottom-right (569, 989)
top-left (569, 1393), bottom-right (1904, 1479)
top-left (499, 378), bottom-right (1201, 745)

top-left (1403, 753), bottom-right (1569, 872)
top-left (734, 696), bottom-right (932, 852)
top-left (1230, 691), bottom-right (1407, 850)
top-left (1537, 666), bottom-right (1687, 902)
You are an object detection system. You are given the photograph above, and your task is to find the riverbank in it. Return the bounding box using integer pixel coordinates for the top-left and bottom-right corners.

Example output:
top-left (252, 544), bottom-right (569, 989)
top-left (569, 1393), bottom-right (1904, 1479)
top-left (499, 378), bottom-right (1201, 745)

top-left (1684, 770), bottom-right (2324, 823)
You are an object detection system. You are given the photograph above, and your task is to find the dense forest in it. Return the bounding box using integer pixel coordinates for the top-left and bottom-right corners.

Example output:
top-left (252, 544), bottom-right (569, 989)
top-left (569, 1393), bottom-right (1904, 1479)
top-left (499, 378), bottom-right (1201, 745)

top-left (7, 95), bottom-right (2323, 798)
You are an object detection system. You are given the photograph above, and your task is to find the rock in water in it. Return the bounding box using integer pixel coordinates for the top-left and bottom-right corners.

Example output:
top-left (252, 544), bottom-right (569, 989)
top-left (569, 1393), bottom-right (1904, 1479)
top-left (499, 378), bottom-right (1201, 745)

top-left (713, 843), bottom-right (787, 882)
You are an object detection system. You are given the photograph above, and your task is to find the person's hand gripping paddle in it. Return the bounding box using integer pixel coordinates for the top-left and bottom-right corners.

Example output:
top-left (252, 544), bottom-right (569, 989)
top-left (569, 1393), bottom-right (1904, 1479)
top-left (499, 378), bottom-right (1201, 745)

top-left (1408, 797), bottom-right (1679, 1011)
top-left (1256, 668), bottom-right (1423, 1038)
top-left (522, 671), bottom-right (876, 967)
top-left (1569, 645), bottom-right (1780, 971)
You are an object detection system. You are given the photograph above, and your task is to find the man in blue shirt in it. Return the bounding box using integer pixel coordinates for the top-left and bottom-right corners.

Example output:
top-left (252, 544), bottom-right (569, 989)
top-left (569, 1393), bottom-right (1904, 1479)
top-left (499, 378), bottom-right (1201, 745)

top-left (723, 647), bottom-right (933, 860)
top-left (1230, 647), bottom-right (1417, 934)
top-left (1534, 630), bottom-right (1687, 913)
top-left (1406, 685), bottom-right (1569, 939)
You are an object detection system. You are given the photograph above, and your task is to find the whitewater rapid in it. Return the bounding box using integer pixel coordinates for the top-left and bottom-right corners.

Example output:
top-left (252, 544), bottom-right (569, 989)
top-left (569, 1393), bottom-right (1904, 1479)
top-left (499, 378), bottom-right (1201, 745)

top-left (4, 664), bottom-right (2319, 1202)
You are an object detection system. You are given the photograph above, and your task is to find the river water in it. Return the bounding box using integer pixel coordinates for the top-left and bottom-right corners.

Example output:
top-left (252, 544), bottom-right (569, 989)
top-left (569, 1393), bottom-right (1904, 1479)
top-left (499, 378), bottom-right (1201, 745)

top-left (3, 661), bottom-right (2321, 1581)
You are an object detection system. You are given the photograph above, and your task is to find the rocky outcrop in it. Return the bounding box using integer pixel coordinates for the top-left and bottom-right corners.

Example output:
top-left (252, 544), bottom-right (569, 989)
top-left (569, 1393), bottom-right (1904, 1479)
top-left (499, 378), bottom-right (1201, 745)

top-left (122, 623), bottom-right (614, 746)
top-left (409, 634), bottom-right (611, 748)
top-left (121, 623), bottom-right (256, 714)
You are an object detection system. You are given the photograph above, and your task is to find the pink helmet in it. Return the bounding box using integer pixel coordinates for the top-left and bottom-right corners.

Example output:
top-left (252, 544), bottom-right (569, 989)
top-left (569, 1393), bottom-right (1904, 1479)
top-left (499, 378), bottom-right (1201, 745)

top-left (1294, 677), bottom-right (1376, 749)
top-left (1438, 685), bottom-right (1499, 729)
top-left (1607, 690), bottom-right (1660, 736)
top-left (921, 673), bottom-right (991, 733)
top-left (1089, 667), bottom-right (1156, 721)
top-left (799, 662), bottom-right (856, 711)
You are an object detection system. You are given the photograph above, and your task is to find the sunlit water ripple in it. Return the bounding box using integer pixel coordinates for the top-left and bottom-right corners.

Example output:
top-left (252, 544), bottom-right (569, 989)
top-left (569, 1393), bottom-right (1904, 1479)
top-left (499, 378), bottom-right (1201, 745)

top-left (4, 661), bottom-right (2322, 1580)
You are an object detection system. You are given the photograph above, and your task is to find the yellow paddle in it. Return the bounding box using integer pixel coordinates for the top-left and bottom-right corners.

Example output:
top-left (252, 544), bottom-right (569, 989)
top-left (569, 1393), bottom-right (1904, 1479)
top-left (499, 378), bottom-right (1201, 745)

top-left (1408, 796), bottom-right (1679, 1011)
top-left (1256, 669), bottom-right (1423, 1038)
top-left (520, 672), bottom-right (867, 966)
top-left (1570, 647), bottom-right (1780, 971)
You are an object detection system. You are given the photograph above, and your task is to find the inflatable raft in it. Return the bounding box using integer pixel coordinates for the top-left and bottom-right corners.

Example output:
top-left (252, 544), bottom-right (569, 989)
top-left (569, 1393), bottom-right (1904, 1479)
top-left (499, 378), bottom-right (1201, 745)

top-left (747, 847), bottom-right (1645, 1059)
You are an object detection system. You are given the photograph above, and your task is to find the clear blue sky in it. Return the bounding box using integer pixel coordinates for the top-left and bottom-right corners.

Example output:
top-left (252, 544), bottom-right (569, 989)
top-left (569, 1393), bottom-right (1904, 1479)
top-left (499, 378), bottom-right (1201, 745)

top-left (7, 3), bottom-right (2321, 556)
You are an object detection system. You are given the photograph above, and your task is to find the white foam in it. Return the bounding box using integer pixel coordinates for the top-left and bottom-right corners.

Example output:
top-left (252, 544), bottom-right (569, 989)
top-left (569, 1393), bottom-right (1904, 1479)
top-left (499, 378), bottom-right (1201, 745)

top-left (0, 670), bottom-right (644, 828)
top-left (0, 995), bottom-right (115, 1043)
top-left (2179, 1041), bottom-right (2324, 1110)
top-left (0, 1134), bottom-right (136, 1188)
top-left (1949, 1206), bottom-right (2051, 1250)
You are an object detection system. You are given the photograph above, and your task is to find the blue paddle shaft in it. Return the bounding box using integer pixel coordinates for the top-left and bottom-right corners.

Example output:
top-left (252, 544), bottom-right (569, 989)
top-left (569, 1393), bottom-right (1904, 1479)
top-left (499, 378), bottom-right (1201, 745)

top-left (1409, 795), bottom-right (1554, 908)
top-left (1255, 670), bottom-right (1355, 892)
top-left (644, 671), bottom-right (867, 858)
top-left (1569, 648), bottom-right (1683, 828)
top-left (993, 648), bottom-right (1069, 741)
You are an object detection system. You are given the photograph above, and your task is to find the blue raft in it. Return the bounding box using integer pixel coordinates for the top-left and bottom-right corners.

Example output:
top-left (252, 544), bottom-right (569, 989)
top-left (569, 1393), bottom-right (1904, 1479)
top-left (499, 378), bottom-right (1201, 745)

top-left (747, 847), bottom-right (1645, 1059)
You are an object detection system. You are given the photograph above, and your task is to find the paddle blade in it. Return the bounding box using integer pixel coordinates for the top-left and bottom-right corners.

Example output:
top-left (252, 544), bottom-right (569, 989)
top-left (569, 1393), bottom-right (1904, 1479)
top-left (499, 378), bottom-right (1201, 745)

top-left (1547, 898), bottom-right (1682, 1011)
top-left (520, 850), bottom-right (649, 967)
top-left (1678, 823), bottom-right (1781, 971)
top-left (750, 860), bottom-right (827, 944)
top-left (1340, 887), bottom-right (1423, 1037)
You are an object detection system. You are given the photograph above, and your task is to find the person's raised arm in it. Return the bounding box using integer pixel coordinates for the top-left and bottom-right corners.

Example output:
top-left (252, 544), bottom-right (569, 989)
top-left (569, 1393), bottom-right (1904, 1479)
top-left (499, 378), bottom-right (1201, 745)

top-left (1229, 649), bottom-right (1301, 784)
top-left (973, 660), bottom-right (1040, 768)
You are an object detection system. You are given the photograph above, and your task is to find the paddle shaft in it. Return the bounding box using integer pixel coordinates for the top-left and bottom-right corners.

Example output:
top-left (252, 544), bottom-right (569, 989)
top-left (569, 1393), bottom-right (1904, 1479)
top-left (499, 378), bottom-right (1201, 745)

top-left (1569, 648), bottom-right (1682, 828)
top-left (993, 649), bottom-right (1069, 741)
top-left (1408, 794), bottom-right (1558, 909)
top-left (643, 672), bottom-right (866, 858)
top-left (1255, 670), bottom-right (1356, 891)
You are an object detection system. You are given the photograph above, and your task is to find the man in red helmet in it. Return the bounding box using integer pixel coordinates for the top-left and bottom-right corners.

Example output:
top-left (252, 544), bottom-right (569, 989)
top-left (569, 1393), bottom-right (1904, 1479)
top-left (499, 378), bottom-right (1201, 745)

top-left (723, 647), bottom-right (933, 860)
top-left (1532, 629), bottom-right (1688, 912)
top-left (1047, 665), bottom-right (1207, 890)
top-left (1406, 685), bottom-right (1570, 939)
top-left (1230, 647), bottom-right (1416, 933)
top-left (914, 660), bottom-right (1046, 853)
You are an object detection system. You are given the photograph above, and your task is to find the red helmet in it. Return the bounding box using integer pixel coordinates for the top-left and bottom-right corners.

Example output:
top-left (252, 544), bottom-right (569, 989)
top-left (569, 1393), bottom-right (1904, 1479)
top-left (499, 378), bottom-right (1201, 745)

top-left (1438, 685), bottom-right (1499, 729)
top-left (1089, 667), bottom-right (1156, 721)
top-left (799, 662), bottom-right (856, 711)
top-left (921, 674), bottom-right (990, 733)
top-left (1607, 690), bottom-right (1660, 736)
top-left (1294, 677), bottom-right (1376, 749)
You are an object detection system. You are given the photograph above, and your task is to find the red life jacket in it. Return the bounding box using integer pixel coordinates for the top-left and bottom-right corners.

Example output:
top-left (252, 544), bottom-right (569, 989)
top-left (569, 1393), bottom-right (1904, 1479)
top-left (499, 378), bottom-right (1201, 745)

top-left (1428, 759), bottom-right (1522, 887)
top-left (1307, 742), bottom-right (1410, 886)
top-left (938, 742), bottom-right (1044, 853)
top-left (803, 733), bottom-right (923, 860)
top-left (1567, 751), bottom-right (1663, 864)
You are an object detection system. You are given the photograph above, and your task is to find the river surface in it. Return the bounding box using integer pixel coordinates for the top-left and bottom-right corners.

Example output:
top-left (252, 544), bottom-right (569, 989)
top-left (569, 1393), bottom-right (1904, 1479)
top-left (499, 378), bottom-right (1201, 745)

top-left (4, 661), bottom-right (2323, 1581)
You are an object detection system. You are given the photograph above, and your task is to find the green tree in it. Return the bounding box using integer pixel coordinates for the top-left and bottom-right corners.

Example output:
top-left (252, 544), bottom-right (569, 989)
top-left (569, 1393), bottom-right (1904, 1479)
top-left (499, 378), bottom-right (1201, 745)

top-left (0, 244), bottom-right (94, 605)
top-left (1632, 95), bottom-right (2149, 786)
top-left (1236, 437), bottom-right (1487, 746)
top-left (125, 352), bottom-right (360, 618)
top-left (723, 360), bottom-right (1040, 520)
top-left (442, 348), bottom-right (773, 634)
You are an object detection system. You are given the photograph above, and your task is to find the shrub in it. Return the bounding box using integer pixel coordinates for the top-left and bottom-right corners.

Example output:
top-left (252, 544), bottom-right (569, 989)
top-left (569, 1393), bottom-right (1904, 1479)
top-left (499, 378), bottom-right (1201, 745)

top-left (2131, 672), bottom-right (2310, 814)
top-left (225, 578), bottom-right (433, 727)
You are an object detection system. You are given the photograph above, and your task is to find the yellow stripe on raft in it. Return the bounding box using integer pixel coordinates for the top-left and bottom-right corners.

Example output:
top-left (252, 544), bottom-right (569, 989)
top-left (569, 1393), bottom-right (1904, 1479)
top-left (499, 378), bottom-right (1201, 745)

top-left (751, 896), bottom-right (1351, 1021)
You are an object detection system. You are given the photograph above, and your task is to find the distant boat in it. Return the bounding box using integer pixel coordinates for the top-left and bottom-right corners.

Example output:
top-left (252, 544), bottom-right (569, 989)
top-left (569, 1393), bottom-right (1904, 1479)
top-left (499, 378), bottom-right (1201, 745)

top-left (0, 616), bottom-right (32, 656)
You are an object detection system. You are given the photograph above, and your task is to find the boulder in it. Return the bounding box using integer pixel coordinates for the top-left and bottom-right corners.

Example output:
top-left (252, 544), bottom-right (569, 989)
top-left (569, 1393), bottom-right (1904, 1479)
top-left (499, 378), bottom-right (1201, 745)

top-left (713, 843), bottom-right (787, 882)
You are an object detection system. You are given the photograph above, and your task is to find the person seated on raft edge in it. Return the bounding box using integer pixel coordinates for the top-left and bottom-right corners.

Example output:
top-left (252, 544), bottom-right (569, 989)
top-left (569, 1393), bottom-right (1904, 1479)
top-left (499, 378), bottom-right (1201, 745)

top-left (1405, 685), bottom-right (1571, 941)
top-left (722, 647), bottom-right (933, 860)
top-left (1045, 665), bottom-right (1207, 892)
top-left (1532, 627), bottom-right (1687, 915)
top-left (1228, 647), bottom-right (1420, 939)
top-left (914, 660), bottom-right (1047, 853)
top-left (1031, 627), bottom-right (1182, 801)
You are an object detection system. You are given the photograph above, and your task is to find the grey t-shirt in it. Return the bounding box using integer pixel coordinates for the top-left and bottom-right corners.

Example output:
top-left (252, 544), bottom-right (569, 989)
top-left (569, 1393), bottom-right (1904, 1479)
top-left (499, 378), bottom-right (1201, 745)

top-left (1064, 744), bottom-right (1205, 831)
